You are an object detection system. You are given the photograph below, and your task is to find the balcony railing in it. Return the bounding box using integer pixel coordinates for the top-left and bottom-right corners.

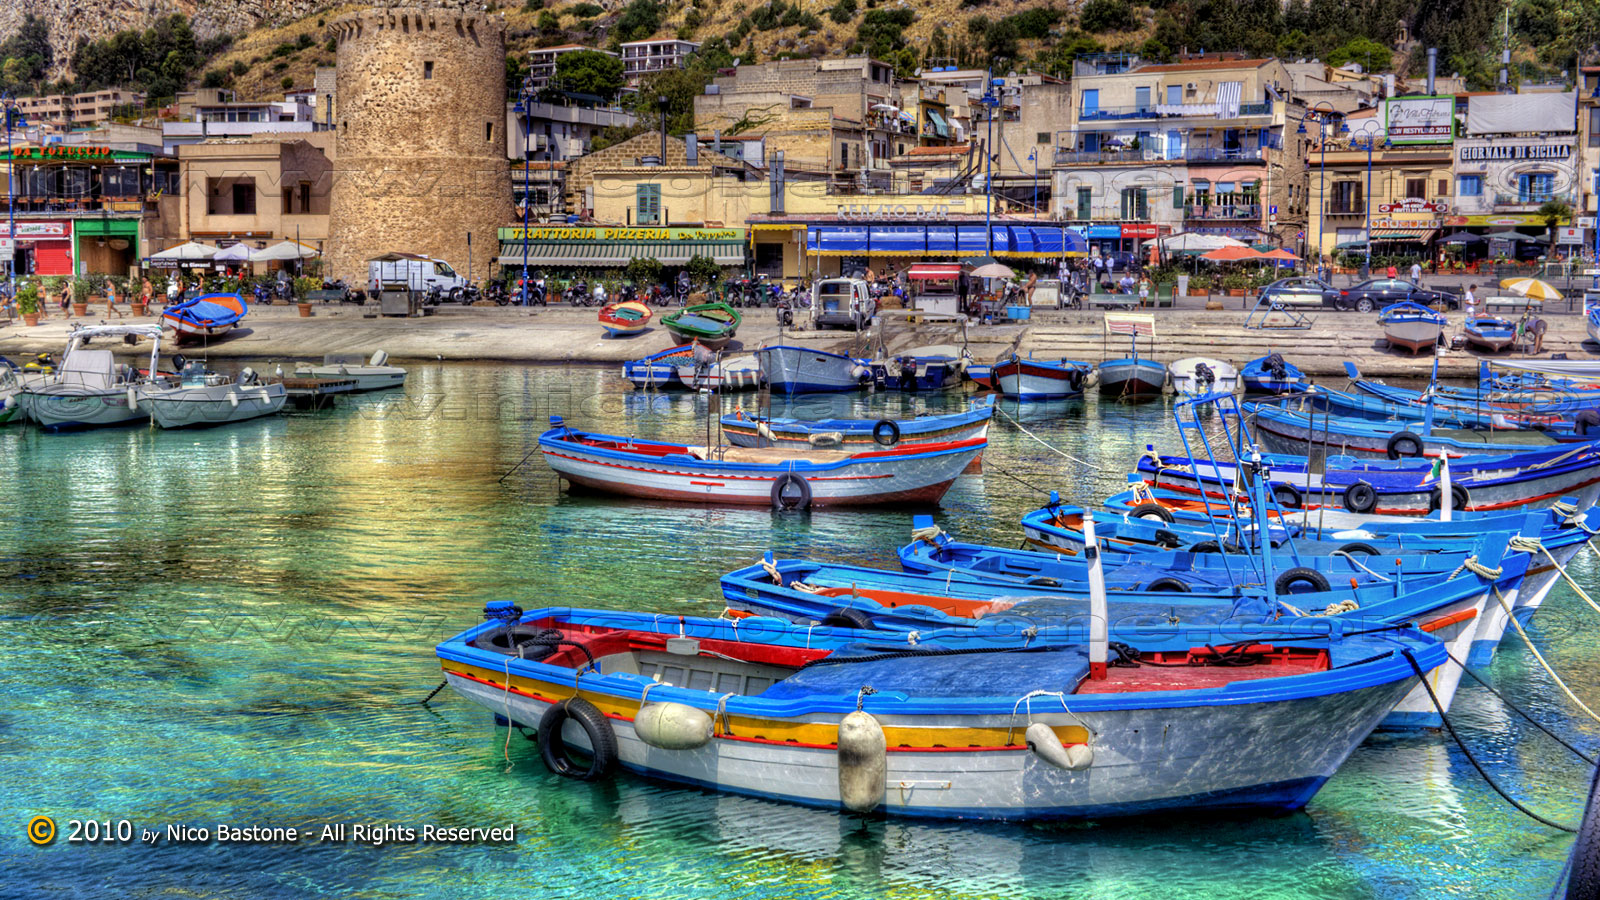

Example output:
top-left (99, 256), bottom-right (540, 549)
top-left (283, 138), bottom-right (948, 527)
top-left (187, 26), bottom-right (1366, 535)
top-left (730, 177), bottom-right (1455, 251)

top-left (1078, 98), bottom-right (1274, 122)
top-left (1184, 203), bottom-right (1262, 221)
top-left (1323, 201), bottom-right (1367, 215)
top-left (1491, 191), bottom-right (1578, 209)
top-left (1052, 146), bottom-right (1267, 166)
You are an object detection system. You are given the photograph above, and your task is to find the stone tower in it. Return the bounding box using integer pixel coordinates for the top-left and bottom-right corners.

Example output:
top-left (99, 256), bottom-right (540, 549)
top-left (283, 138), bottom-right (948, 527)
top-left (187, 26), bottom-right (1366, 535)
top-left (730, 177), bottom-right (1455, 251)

top-left (326, 3), bottom-right (513, 285)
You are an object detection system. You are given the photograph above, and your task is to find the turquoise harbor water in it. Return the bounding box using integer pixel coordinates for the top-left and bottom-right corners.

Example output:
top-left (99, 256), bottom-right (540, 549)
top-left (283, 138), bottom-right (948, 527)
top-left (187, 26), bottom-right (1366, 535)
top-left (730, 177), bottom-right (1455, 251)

top-left (1, 362), bottom-right (1594, 899)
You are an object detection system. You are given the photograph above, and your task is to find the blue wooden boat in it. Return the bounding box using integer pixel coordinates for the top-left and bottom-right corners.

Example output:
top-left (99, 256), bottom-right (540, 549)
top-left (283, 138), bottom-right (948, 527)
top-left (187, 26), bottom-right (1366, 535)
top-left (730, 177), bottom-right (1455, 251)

top-left (437, 603), bottom-right (1443, 820)
top-left (1246, 394), bottom-right (1592, 458)
top-left (1346, 363), bottom-right (1598, 425)
top-left (994, 354), bottom-right (1094, 400)
top-left (161, 292), bottom-right (248, 345)
top-left (1097, 357), bottom-right (1166, 398)
top-left (622, 344), bottom-right (696, 388)
top-left (756, 345), bottom-right (871, 394)
top-left (867, 344), bottom-right (970, 391)
top-left (719, 395), bottom-right (995, 449)
top-left (1240, 353), bottom-right (1305, 394)
top-left (1464, 315), bottom-right (1518, 353)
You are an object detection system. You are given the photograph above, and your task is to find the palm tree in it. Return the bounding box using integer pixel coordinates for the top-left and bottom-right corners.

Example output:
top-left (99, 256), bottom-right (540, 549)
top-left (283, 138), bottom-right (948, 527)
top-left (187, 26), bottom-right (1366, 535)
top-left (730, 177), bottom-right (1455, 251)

top-left (1536, 199), bottom-right (1573, 261)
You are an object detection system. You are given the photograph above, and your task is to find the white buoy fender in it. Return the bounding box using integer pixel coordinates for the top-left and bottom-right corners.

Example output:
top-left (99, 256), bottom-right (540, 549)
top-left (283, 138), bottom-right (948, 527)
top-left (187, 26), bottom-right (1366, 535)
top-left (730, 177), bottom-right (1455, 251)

top-left (1025, 722), bottom-right (1093, 770)
top-left (228, 391), bottom-right (239, 408)
top-left (126, 386), bottom-right (137, 409)
top-left (837, 710), bottom-right (886, 812)
top-left (633, 702), bottom-right (713, 750)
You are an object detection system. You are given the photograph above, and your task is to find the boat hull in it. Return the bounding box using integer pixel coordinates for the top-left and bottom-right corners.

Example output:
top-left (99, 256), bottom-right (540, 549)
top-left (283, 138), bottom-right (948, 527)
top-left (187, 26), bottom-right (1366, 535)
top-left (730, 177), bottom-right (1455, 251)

top-left (994, 359), bottom-right (1089, 400)
top-left (1384, 321), bottom-right (1444, 354)
top-left (677, 356), bottom-right (761, 391)
top-left (19, 386), bottom-right (146, 430)
top-left (1098, 359), bottom-right (1166, 397)
top-left (1168, 358), bottom-right (1239, 396)
top-left (295, 366), bottom-right (407, 392)
top-left (722, 403), bottom-right (993, 450)
top-left (756, 346), bottom-right (866, 394)
top-left (146, 383), bottom-right (287, 428)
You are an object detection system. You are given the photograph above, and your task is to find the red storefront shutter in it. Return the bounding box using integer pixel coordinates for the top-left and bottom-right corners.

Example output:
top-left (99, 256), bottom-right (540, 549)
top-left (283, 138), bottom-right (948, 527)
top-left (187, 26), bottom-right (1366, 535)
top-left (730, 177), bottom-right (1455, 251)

top-left (33, 240), bottom-right (73, 275)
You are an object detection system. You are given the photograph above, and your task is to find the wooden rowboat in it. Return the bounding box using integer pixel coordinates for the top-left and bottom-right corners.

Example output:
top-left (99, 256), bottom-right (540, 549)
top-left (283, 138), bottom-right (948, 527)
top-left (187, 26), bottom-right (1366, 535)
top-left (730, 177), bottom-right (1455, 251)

top-left (661, 302), bottom-right (742, 349)
top-left (599, 300), bottom-right (653, 337)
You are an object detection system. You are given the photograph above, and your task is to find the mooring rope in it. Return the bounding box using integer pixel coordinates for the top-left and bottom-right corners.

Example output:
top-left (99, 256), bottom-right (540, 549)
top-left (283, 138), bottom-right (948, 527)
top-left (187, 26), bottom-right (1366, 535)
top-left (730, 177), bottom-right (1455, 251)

top-left (1489, 586), bottom-right (1600, 727)
top-left (992, 402), bottom-right (1102, 469)
top-left (1444, 647), bottom-right (1595, 765)
top-left (1514, 536), bottom-right (1600, 619)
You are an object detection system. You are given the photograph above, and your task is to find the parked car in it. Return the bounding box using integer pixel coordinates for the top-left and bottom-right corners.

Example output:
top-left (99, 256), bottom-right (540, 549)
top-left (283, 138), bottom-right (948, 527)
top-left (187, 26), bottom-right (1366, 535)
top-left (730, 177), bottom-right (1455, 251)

top-left (1256, 276), bottom-right (1340, 308)
top-left (1334, 278), bottom-right (1459, 312)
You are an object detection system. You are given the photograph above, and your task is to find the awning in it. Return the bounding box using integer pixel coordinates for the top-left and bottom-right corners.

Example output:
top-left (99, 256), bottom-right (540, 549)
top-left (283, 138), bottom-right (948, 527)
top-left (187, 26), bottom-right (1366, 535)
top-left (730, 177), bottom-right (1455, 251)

top-left (907, 263), bottom-right (961, 280)
top-left (496, 241), bottom-right (744, 266)
top-left (1370, 228), bottom-right (1437, 243)
top-left (805, 224), bottom-right (1085, 258)
top-left (927, 109), bottom-right (950, 138)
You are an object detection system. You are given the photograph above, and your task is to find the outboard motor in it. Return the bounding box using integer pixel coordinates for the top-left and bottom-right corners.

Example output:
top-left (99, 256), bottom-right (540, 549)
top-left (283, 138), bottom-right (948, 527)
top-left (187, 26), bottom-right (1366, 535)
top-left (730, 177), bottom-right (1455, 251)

top-left (369, 350), bottom-right (389, 367)
top-left (1264, 352), bottom-right (1287, 379)
top-left (1194, 362), bottom-right (1216, 390)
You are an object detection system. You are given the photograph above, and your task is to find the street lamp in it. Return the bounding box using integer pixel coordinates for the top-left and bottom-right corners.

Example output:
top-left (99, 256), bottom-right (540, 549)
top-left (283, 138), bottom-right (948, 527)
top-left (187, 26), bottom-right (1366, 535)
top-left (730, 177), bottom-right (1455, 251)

top-left (513, 84), bottom-right (534, 306)
top-left (982, 75), bottom-right (1000, 256)
top-left (1298, 101), bottom-right (1338, 279)
top-left (2, 93), bottom-right (25, 298)
top-left (1348, 133), bottom-right (1389, 280)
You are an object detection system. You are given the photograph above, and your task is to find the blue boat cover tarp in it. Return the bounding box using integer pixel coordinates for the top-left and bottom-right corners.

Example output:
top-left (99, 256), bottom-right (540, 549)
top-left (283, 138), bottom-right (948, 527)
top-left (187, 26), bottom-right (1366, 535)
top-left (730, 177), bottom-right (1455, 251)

top-left (761, 642), bottom-right (1090, 699)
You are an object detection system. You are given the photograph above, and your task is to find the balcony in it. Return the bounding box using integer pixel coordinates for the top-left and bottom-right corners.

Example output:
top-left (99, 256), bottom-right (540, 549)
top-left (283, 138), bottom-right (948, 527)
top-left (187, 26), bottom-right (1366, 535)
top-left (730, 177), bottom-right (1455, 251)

top-left (1185, 203), bottom-right (1262, 221)
top-left (1078, 97), bottom-right (1274, 122)
top-left (1322, 201), bottom-right (1367, 216)
top-left (1186, 147), bottom-right (1268, 162)
top-left (1052, 146), bottom-right (1266, 166)
top-left (1490, 191), bottom-right (1578, 211)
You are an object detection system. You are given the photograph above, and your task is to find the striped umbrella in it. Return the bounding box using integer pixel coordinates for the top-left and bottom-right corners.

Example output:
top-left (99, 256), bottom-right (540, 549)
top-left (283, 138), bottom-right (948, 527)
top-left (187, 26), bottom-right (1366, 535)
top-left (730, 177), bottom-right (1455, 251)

top-left (1499, 278), bottom-right (1563, 302)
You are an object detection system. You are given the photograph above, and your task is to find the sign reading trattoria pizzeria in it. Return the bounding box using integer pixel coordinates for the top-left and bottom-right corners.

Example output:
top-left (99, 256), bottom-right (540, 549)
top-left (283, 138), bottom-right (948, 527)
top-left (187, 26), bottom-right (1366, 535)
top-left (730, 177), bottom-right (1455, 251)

top-left (1458, 143), bottom-right (1573, 162)
top-left (499, 226), bottom-right (745, 242)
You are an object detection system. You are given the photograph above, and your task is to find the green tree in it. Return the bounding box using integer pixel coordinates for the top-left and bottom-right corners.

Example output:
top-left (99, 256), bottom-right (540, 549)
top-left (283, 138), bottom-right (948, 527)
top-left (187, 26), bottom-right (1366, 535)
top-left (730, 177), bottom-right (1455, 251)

top-left (1537, 199), bottom-right (1573, 258)
top-left (624, 256), bottom-right (664, 285)
top-left (1034, 29), bottom-right (1101, 76)
top-left (537, 10), bottom-right (562, 36)
top-left (856, 8), bottom-right (915, 57)
top-left (984, 19), bottom-right (1021, 67)
top-left (615, 0), bottom-right (663, 42)
top-left (0, 14), bottom-right (52, 87)
top-left (1079, 0), bottom-right (1138, 33)
top-left (829, 0), bottom-right (858, 24)
top-left (1326, 36), bottom-right (1392, 71)
top-left (686, 254), bottom-right (722, 288)
top-left (627, 66), bottom-right (712, 134)
top-left (550, 49), bottom-right (625, 101)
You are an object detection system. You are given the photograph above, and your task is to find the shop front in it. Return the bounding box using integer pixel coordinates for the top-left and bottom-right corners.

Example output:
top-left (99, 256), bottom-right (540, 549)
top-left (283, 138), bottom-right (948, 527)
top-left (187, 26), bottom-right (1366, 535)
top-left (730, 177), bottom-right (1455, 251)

top-left (75, 217), bottom-right (140, 276)
top-left (9, 219), bottom-right (74, 276)
top-left (496, 225), bottom-right (747, 273)
top-left (801, 219), bottom-right (1086, 278)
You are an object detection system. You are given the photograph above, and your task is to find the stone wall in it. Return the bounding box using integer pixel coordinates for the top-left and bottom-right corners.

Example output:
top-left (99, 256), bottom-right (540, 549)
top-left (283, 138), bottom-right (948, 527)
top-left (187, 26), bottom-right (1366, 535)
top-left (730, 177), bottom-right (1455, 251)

top-left (325, 5), bottom-right (513, 285)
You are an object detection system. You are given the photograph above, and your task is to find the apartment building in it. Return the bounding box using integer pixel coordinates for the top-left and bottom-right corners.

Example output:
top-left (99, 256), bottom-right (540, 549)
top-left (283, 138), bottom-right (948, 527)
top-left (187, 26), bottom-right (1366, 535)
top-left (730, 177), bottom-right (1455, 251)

top-left (14, 90), bottom-right (145, 127)
top-left (620, 39), bottom-right (700, 85)
top-left (164, 88), bottom-right (318, 144)
top-left (527, 45), bottom-right (614, 92)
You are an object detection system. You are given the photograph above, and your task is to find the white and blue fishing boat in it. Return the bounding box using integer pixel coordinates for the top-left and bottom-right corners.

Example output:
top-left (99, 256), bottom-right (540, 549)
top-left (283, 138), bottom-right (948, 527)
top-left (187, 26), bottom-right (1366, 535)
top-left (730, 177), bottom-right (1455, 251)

top-left (1098, 314), bottom-right (1165, 398)
top-left (1378, 302), bottom-right (1447, 355)
top-left (537, 416), bottom-right (983, 507)
top-left (1464, 315), bottom-right (1518, 353)
top-left (720, 396), bottom-right (995, 450)
top-left (867, 344), bottom-right (970, 392)
top-left (436, 600), bottom-right (1444, 820)
top-left (1247, 396), bottom-right (1590, 458)
top-left (16, 324), bottom-right (166, 430)
top-left (161, 292), bottom-right (248, 345)
top-left (756, 345), bottom-right (871, 394)
top-left (993, 354), bottom-right (1093, 400)
top-left (1168, 357), bottom-right (1238, 396)
top-left (623, 344), bottom-right (697, 388)
top-left (1240, 353), bottom-right (1305, 394)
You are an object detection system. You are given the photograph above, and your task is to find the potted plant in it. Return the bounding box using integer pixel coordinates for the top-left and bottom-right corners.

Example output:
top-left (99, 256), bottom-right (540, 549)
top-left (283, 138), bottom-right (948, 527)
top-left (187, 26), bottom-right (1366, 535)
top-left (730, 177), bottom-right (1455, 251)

top-left (17, 280), bottom-right (40, 326)
top-left (70, 277), bottom-right (92, 317)
top-left (1222, 272), bottom-right (1249, 296)
top-left (294, 275), bottom-right (318, 316)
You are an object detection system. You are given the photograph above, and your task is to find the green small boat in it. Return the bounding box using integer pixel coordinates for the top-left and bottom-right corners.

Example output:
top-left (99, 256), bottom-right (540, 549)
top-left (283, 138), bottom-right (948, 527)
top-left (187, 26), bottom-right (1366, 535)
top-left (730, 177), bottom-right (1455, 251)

top-left (661, 302), bottom-right (742, 350)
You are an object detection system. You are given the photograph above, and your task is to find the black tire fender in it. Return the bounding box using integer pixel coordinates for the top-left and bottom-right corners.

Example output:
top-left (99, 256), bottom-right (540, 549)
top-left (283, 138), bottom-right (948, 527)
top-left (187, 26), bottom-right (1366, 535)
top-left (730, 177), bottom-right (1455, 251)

top-left (537, 697), bottom-right (618, 782)
top-left (1153, 529), bottom-right (1184, 549)
top-left (1129, 501), bottom-right (1175, 523)
top-left (1386, 431), bottom-right (1424, 459)
top-left (1336, 541), bottom-right (1383, 557)
top-left (1024, 576), bottom-right (1062, 587)
top-left (1272, 484), bottom-right (1303, 510)
top-left (1342, 481), bottom-right (1378, 514)
top-left (1189, 540), bottom-right (1222, 554)
top-left (820, 607), bottom-right (875, 630)
top-left (1143, 576), bottom-right (1192, 592)
top-left (1430, 483), bottom-right (1470, 512)
top-left (771, 472), bottom-right (812, 510)
top-left (872, 419), bottom-right (901, 447)
top-left (1566, 756), bottom-right (1600, 899)
top-left (1275, 566), bottom-right (1332, 595)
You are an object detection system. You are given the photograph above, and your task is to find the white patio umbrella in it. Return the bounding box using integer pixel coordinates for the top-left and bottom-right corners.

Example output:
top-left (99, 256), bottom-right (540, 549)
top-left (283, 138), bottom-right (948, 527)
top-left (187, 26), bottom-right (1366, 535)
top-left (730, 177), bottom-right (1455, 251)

top-left (149, 241), bottom-right (218, 262)
top-left (251, 240), bottom-right (320, 262)
top-left (1158, 232), bottom-right (1247, 253)
top-left (212, 243), bottom-right (253, 262)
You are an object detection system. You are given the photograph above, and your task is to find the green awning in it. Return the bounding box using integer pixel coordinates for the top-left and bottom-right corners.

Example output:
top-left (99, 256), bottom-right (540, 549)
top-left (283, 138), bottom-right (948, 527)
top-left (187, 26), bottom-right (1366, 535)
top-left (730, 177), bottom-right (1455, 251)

top-left (927, 109), bottom-right (950, 138)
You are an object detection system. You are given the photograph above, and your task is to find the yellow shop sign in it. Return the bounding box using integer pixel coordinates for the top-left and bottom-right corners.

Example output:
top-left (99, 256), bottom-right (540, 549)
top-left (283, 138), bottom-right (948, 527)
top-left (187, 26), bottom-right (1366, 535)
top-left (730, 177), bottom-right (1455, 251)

top-left (501, 226), bottom-right (745, 242)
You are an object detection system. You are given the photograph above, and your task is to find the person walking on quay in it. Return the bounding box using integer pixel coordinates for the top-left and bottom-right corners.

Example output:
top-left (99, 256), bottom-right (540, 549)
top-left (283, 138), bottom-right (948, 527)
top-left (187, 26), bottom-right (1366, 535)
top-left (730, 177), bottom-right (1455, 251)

top-left (1464, 283), bottom-right (1477, 318)
top-left (105, 280), bottom-right (126, 319)
top-left (1385, 263), bottom-right (1397, 278)
top-left (140, 276), bottom-right (153, 314)
top-left (1409, 260), bottom-right (1422, 283)
top-left (1137, 274), bottom-right (1151, 307)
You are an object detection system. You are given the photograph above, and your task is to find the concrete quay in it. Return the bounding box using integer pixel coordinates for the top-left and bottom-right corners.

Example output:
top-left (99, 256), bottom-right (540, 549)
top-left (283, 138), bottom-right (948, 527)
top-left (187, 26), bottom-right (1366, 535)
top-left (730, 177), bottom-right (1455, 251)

top-left (0, 303), bottom-right (1591, 379)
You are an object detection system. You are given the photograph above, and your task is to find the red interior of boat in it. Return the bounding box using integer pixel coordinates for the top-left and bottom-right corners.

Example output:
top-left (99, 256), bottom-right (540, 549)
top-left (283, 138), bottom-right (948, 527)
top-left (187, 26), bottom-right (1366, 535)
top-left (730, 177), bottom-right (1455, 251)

top-left (1076, 646), bottom-right (1330, 693)
top-left (527, 619), bottom-right (832, 669)
top-left (810, 586), bottom-right (1014, 618)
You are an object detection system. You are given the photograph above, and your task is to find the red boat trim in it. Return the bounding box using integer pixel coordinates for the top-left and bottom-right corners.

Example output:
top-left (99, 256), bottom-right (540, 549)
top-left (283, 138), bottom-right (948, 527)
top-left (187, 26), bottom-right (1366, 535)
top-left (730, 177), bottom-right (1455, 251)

top-left (1418, 608), bottom-right (1478, 633)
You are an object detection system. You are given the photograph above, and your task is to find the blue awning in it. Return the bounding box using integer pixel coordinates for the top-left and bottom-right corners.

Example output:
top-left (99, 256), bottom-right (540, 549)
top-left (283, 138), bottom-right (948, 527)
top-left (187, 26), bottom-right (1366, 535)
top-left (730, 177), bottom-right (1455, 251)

top-left (925, 225), bottom-right (958, 253)
top-left (867, 224), bottom-right (926, 254)
top-left (1009, 225), bottom-right (1039, 255)
top-left (809, 225), bottom-right (869, 254)
top-left (804, 223), bottom-right (1085, 257)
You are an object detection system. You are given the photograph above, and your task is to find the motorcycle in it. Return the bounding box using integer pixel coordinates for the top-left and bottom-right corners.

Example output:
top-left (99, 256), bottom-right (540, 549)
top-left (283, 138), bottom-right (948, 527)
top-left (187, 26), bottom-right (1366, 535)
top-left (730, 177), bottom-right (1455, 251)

top-left (566, 280), bottom-right (593, 307)
top-left (252, 283), bottom-right (271, 306)
top-left (423, 284), bottom-right (444, 307)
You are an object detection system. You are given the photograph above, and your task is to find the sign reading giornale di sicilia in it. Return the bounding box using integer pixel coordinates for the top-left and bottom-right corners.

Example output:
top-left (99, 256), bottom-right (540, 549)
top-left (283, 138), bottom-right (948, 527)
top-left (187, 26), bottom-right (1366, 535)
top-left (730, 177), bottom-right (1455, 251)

top-left (499, 226), bottom-right (744, 242)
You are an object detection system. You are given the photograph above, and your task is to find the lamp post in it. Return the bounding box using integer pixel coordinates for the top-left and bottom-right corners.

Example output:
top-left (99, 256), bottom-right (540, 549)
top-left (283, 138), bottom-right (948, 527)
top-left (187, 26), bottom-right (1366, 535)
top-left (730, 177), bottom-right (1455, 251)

top-left (1297, 101), bottom-right (1337, 279)
top-left (1028, 147), bottom-right (1038, 214)
top-left (1346, 130), bottom-right (1378, 280)
top-left (2, 93), bottom-right (24, 299)
top-left (514, 84), bottom-right (533, 306)
top-left (982, 75), bottom-right (999, 256)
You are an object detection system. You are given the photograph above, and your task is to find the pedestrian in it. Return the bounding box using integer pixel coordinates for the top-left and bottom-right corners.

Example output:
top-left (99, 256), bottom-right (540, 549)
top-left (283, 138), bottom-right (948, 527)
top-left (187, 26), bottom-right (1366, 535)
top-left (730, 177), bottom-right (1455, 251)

top-left (140, 276), bottom-right (153, 313)
top-left (1137, 274), bottom-right (1151, 306)
top-left (105, 280), bottom-right (126, 319)
top-left (1464, 283), bottom-right (1477, 318)
top-left (1385, 263), bottom-right (1397, 278)
top-left (1024, 271), bottom-right (1038, 305)
top-left (1409, 260), bottom-right (1421, 283)
top-left (1527, 316), bottom-right (1547, 354)
top-left (1118, 272), bottom-right (1136, 294)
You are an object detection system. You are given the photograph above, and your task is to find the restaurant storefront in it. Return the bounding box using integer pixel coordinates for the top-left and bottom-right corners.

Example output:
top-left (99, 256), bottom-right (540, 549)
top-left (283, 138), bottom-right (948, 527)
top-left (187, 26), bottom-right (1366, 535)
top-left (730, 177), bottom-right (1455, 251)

top-left (9, 219), bottom-right (74, 276)
top-left (799, 219), bottom-right (1087, 277)
top-left (496, 225), bottom-right (747, 271)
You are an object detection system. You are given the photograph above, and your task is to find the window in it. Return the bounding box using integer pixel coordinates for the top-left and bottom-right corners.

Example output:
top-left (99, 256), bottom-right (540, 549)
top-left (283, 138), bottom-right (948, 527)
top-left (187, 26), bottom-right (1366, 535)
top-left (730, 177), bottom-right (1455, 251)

top-left (1119, 187), bottom-right (1149, 220)
top-left (282, 187), bottom-right (293, 215)
top-left (1081, 89), bottom-right (1099, 116)
top-left (485, 121), bottom-right (493, 143)
top-left (1518, 172), bottom-right (1555, 202)
top-left (754, 241), bottom-right (784, 275)
top-left (299, 182), bottom-right (311, 212)
top-left (1172, 185), bottom-right (1184, 209)
top-left (423, 61), bottom-right (434, 79)
top-left (1404, 177), bottom-right (1426, 200)
top-left (1590, 109), bottom-right (1600, 147)
top-left (232, 180), bottom-right (256, 215)
top-left (636, 183), bottom-right (660, 224)
top-left (1166, 130), bottom-right (1180, 159)
top-left (1076, 186), bottom-right (1091, 220)
top-left (1330, 181), bottom-right (1362, 213)
top-left (1166, 84), bottom-right (1182, 105)
top-left (1134, 86), bottom-right (1151, 111)
top-left (433, 262), bottom-right (457, 277)
top-left (1036, 132), bottom-right (1050, 145)
top-left (1458, 175), bottom-right (1482, 196)
top-left (1437, 178), bottom-right (1448, 197)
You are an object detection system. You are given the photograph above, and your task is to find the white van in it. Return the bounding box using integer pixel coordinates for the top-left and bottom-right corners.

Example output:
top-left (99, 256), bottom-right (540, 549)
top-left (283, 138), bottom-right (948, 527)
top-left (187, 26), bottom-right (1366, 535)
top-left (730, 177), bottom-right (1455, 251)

top-left (366, 253), bottom-right (472, 298)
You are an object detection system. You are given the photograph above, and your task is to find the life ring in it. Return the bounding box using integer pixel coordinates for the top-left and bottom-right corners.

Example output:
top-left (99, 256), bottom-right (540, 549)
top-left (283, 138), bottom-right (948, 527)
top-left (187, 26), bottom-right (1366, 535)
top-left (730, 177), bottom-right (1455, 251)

top-left (1129, 501), bottom-right (1175, 523)
top-left (771, 472), bottom-right (812, 510)
top-left (1386, 431), bottom-right (1424, 459)
top-left (1430, 483), bottom-right (1470, 512)
top-left (820, 607), bottom-right (875, 630)
top-left (1342, 481), bottom-right (1378, 514)
top-left (1272, 484), bottom-right (1303, 510)
top-left (1275, 567), bottom-right (1331, 595)
top-left (1143, 576), bottom-right (1191, 592)
top-left (537, 697), bottom-right (618, 782)
top-left (872, 419), bottom-right (901, 447)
